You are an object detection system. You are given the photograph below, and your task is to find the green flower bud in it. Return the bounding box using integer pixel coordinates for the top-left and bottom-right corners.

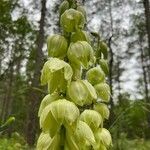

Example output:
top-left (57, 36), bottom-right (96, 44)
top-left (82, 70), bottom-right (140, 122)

top-left (67, 80), bottom-right (97, 106)
top-left (77, 5), bottom-right (86, 20)
top-left (47, 34), bottom-right (68, 58)
top-left (80, 110), bottom-right (103, 131)
top-left (60, 9), bottom-right (85, 32)
top-left (94, 83), bottom-right (110, 103)
top-left (95, 128), bottom-right (112, 147)
top-left (99, 41), bottom-right (108, 59)
top-left (99, 59), bottom-right (109, 75)
top-left (59, 0), bottom-right (69, 16)
top-left (67, 41), bottom-right (95, 68)
top-left (86, 66), bottom-right (105, 85)
top-left (94, 103), bottom-right (110, 120)
top-left (71, 30), bottom-right (91, 43)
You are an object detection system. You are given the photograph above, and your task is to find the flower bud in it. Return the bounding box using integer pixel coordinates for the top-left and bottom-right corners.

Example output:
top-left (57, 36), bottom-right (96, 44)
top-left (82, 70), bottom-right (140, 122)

top-left (94, 103), bottom-right (110, 120)
top-left (99, 59), bottom-right (109, 75)
top-left (80, 110), bottom-right (102, 131)
top-left (67, 80), bottom-right (88, 106)
top-left (99, 41), bottom-right (108, 59)
top-left (67, 80), bottom-right (96, 106)
top-left (60, 9), bottom-right (85, 32)
top-left (67, 41), bottom-right (94, 68)
top-left (94, 83), bottom-right (110, 103)
top-left (47, 34), bottom-right (68, 58)
top-left (86, 66), bottom-right (105, 85)
top-left (71, 30), bottom-right (91, 43)
top-left (59, 0), bottom-right (69, 16)
top-left (75, 121), bottom-right (96, 146)
top-left (77, 5), bottom-right (86, 20)
top-left (95, 128), bottom-right (112, 147)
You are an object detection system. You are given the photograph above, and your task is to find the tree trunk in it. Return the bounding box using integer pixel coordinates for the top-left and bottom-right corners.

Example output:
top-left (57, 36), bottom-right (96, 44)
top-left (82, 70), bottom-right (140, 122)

top-left (139, 35), bottom-right (150, 138)
top-left (1, 61), bottom-right (14, 122)
top-left (26, 0), bottom-right (46, 146)
top-left (108, 0), bottom-right (115, 126)
top-left (117, 57), bottom-right (121, 103)
top-left (143, 0), bottom-right (150, 60)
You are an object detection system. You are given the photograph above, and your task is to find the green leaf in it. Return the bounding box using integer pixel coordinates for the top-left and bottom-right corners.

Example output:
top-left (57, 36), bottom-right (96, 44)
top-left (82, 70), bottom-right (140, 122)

top-left (80, 110), bottom-right (102, 131)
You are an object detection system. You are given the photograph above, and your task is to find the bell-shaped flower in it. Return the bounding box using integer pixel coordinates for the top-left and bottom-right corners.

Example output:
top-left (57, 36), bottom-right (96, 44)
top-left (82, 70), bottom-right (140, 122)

top-left (67, 41), bottom-right (95, 68)
top-left (94, 83), bottom-right (110, 103)
top-left (67, 80), bottom-right (97, 106)
top-left (41, 58), bottom-right (73, 93)
top-left (94, 128), bottom-right (112, 148)
top-left (77, 5), bottom-right (87, 20)
top-left (47, 34), bottom-right (68, 58)
top-left (36, 132), bottom-right (51, 150)
top-left (60, 9), bottom-right (85, 32)
top-left (80, 110), bottom-right (102, 132)
top-left (99, 41), bottom-right (108, 59)
top-left (94, 103), bottom-right (110, 120)
top-left (59, 0), bottom-right (69, 16)
top-left (86, 66), bottom-right (105, 85)
top-left (75, 120), bottom-right (96, 146)
top-left (37, 132), bottom-right (62, 150)
top-left (99, 59), bottom-right (109, 75)
top-left (71, 30), bottom-right (91, 43)
top-left (40, 99), bottom-right (79, 137)
top-left (38, 93), bottom-right (60, 117)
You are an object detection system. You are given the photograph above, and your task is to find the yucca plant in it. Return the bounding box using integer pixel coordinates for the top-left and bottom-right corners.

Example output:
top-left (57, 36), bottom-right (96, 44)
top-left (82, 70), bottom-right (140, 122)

top-left (37, 0), bottom-right (112, 149)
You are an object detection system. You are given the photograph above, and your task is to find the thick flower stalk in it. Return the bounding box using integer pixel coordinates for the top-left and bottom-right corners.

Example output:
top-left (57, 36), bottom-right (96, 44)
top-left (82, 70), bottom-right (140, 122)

top-left (37, 0), bottom-right (112, 149)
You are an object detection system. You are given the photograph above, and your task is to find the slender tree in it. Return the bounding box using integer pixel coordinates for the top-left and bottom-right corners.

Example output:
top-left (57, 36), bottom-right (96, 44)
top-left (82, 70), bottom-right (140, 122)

top-left (26, 0), bottom-right (46, 145)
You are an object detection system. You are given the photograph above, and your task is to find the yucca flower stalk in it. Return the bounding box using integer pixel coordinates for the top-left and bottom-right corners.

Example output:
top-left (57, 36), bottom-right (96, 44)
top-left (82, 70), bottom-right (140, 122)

top-left (37, 0), bottom-right (112, 149)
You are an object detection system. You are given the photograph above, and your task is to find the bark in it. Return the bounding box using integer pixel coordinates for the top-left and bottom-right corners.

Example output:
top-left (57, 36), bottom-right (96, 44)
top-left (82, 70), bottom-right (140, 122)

top-left (139, 38), bottom-right (149, 103)
top-left (117, 57), bottom-right (121, 103)
top-left (108, 0), bottom-right (115, 126)
top-left (139, 35), bottom-right (150, 138)
top-left (143, 0), bottom-right (150, 60)
top-left (26, 0), bottom-right (46, 146)
top-left (0, 61), bottom-right (14, 122)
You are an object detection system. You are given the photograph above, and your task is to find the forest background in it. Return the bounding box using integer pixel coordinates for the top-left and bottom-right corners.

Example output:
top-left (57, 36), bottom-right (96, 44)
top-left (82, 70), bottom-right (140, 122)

top-left (0, 0), bottom-right (150, 149)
